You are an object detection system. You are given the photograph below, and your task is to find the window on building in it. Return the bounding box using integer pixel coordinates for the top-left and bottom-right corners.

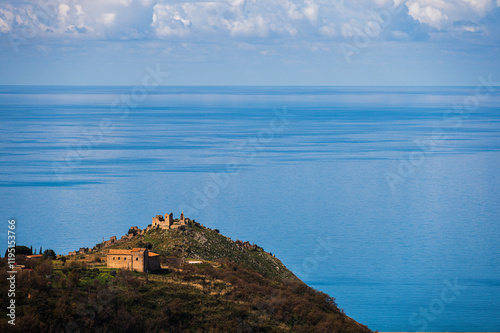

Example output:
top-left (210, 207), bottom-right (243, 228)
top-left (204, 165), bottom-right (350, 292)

top-left (124, 257), bottom-right (126, 260)
top-left (113, 257), bottom-right (115, 260)
top-left (118, 257), bottom-right (120, 260)
top-left (136, 258), bottom-right (138, 261)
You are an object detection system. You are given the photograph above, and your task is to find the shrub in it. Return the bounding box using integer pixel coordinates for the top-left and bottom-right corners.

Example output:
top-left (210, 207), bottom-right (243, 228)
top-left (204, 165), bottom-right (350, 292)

top-left (4, 245), bottom-right (32, 257)
top-left (43, 249), bottom-right (56, 259)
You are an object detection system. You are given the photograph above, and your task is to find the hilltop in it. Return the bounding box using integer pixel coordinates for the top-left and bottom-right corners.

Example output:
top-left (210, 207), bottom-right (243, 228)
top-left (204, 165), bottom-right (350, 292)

top-left (94, 220), bottom-right (298, 281)
top-left (0, 217), bottom-right (374, 333)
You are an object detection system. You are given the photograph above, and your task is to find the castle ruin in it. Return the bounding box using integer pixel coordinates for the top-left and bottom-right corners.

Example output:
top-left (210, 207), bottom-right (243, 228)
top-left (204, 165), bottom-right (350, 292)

top-left (70, 212), bottom-right (200, 273)
top-left (69, 213), bottom-right (195, 255)
top-left (152, 212), bottom-right (188, 230)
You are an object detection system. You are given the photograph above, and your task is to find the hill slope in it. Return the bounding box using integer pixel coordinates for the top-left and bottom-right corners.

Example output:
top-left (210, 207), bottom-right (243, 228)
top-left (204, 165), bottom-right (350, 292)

top-left (0, 221), bottom-right (374, 332)
top-left (104, 221), bottom-right (298, 281)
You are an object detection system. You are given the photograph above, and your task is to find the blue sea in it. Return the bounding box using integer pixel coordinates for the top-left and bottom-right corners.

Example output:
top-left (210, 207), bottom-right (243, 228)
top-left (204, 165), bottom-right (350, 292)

top-left (1, 86), bottom-right (499, 331)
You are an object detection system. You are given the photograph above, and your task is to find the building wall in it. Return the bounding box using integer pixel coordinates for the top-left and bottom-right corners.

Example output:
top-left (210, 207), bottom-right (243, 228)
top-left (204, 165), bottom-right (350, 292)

top-left (132, 250), bottom-right (146, 272)
top-left (152, 215), bottom-right (164, 228)
top-left (165, 213), bottom-right (173, 227)
top-left (107, 254), bottom-right (134, 270)
top-left (107, 250), bottom-right (151, 272)
top-left (147, 256), bottom-right (160, 271)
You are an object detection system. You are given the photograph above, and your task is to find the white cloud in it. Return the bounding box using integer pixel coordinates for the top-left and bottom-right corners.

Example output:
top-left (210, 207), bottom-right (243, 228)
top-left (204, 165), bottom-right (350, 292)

top-left (75, 5), bottom-right (84, 16)
top-left (287, 3), bottom-right (304, 20)
top-left (151, 1), bottom-right (292, 38)
top-left (319, 22), bottom-right (336, 37)
top-left (59, 4), bottom-right (70, 19)
top-left (228, 14), bottom-right (268, 37)
top-left (0, 0), bottom-right (498, 42)
top-left (108, 0), bottom-right (134, 6)
top-left (462, 25), bottom-right (482, 32)
top-left (152, 4), bottom-right (191, 36)
top-left (406, 0), bottom-right (499, 29)
top-left (149, 0), bottom-right (378, 39)
top-left (0, 0), bottom-right (153, 38)
top-left (462, 0), bottom-right (494, 13)
top-left (0, 8), bottom-right (14, 33)
top-left (0, 17), bottom-right (10, 33)
top-left (407, 2), bottom-right (449, 27)
top-left (303, 0), bottom-right (319, 23)
top-left (340, 22), bottom-right (359, 38)
top-left (100, 13), bottom-right (116, 26)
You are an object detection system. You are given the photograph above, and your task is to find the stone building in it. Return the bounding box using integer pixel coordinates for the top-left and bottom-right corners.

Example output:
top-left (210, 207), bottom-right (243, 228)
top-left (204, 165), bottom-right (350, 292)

top-left (106, 248), bottom-right (160, 272)
top-left (152, 212), bottom-right (187, 230)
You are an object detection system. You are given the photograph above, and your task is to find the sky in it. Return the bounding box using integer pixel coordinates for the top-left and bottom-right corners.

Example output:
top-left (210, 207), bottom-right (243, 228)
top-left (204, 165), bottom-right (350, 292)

top-left (0, 0), bottom-right (499, 85)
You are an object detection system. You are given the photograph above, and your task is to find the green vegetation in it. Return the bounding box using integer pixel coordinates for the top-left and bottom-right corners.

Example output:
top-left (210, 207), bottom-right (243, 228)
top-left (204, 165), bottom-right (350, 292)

top-left (0, 223), bottom-right (373, 332)
top-left (4, 245), bottom-right (31, 257)
top-left (102, 222), bottom-right (298, 281)
top-left (43, 249), bottom-right (56, 260)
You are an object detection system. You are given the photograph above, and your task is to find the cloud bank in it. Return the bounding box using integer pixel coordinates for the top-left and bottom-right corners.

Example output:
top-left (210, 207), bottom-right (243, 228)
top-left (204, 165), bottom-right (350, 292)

top-left (0, 0), bottom-right (498, 43)
top-left (406, 0), bottom-right (497, 29)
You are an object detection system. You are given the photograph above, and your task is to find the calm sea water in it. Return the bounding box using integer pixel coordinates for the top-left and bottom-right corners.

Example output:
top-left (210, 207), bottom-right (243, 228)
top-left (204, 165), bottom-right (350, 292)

top-left (1, 86), bottom-right (499, 331)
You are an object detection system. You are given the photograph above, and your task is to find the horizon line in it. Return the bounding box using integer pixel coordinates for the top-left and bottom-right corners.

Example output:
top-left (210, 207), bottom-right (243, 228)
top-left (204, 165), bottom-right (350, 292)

top-left (1, 84), bottom-right (498, 88)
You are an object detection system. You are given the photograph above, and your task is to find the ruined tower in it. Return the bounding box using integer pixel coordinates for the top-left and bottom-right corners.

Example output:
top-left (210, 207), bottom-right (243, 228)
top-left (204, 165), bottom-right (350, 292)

top-left (165, 213), bottom-right (173, 227)
top-left (153, 212), bottom-right (187, 230)
top-left (152, 215), bottom-right (165, 228)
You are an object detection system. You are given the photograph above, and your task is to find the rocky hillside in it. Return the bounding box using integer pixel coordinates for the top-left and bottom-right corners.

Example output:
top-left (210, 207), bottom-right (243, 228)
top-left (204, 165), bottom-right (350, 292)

top-left (0, 221), bottom-right (374, 332)
top-left (100, 221), bottom-right (297, 281)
